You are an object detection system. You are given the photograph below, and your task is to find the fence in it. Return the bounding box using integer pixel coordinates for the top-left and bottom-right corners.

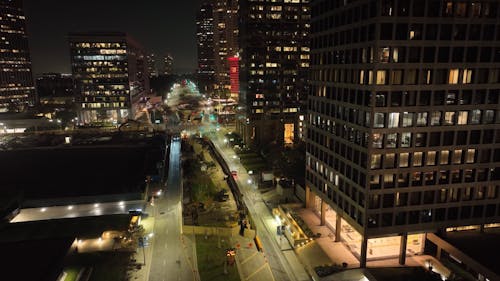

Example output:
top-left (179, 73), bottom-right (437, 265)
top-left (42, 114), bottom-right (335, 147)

top-left (183, 225), bottom-right (256, 239)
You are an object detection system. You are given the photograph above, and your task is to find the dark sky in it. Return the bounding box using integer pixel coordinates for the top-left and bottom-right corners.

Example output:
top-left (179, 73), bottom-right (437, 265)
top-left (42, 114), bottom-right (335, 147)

top-left (24, 0), bottom-right (201, 75)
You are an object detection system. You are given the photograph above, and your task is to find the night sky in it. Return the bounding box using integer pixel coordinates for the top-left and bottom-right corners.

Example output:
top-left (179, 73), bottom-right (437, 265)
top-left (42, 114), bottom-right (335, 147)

top-left (24, 0), bottom-right (201, 75)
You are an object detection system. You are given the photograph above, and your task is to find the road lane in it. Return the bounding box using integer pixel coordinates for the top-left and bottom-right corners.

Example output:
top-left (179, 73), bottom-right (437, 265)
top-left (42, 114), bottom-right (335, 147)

top-left (148, 140), bottom-right (195, 281)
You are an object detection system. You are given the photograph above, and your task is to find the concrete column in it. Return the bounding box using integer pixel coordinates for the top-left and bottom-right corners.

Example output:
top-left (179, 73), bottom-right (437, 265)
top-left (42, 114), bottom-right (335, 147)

top-left (320, 199), bottom-right (326, 226)
top-left (305, 186), bottom-right (312, 208)
top-left (399, 233), bottom-right (408, 265)
top-left (335, 212), bottom-right (342, 242)
top-left (436, 246), bottom-right (442, 259)
top-left (360, 236), bottom-right (368, 268)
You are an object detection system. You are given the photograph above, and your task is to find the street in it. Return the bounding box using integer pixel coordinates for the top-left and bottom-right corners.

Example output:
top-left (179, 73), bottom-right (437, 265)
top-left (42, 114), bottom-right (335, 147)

top-left (148, 139), bottom-right (196, 281)
top-left (163, 82), bottom-right (311, 281)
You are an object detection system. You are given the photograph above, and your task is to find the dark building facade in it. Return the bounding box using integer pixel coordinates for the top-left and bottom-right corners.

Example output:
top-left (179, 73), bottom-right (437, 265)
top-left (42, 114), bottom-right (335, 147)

top-left (69, 32), bottom-right (149, 124)
top-left (0, 0), bottom-right (36, 113)
top-left (307, 0), bottom-right (500, 267)
top-left (237, 0), bottom-right (310, 146)
top-left (196, 1), bottom-right (216, 94)
top-left (36, 73), bottom-right (74, 99)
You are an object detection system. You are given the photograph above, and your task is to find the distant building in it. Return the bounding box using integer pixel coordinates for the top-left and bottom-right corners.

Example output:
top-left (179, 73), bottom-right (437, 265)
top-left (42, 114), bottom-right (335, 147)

top-left (196, 1), bottom-right (216, 94)
top-left (163, 53), bottom-right (173, 75)
top-left (147, 53), bottom-right (158, 78)
top-left (237, 0), bottom-right (310, 146)
top-left (228, 55), bottom-right (239, 102)
top-left (36, 73), bottom-right (74, 107)
top-left (68, 32), bottom-right (149, 124)
top-left (0, 0), bottom-right (36, 113)
top-left (213, 0), bottom-right (239, 98)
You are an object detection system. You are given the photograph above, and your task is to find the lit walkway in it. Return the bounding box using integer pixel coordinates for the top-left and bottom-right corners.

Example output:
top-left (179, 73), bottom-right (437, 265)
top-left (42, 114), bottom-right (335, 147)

top-left (296, 208), bottom-right (452, 280)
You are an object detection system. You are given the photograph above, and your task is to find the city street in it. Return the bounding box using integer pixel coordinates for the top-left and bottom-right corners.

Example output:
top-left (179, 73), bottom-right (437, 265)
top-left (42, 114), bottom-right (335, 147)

top-left (210, 130), bottom-right (311, 281)
top-left (165, 82), bottom-right (311, 281)
top-left (148, 139), bottom-right (197, 281)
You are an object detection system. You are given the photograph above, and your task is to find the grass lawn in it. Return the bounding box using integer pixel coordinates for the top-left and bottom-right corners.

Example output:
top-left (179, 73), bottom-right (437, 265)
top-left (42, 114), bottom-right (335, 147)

top-left (191, 169), bottom-right (219, 203)
top-left (63, 266), bottom-right (81, 281)
top-left (196, 235), bottom-right (240, 281)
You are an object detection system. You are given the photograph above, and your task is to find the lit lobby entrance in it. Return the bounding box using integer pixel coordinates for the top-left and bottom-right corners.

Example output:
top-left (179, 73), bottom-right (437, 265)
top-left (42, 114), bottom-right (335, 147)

top-left (309, 191), bottom-right (425, 265)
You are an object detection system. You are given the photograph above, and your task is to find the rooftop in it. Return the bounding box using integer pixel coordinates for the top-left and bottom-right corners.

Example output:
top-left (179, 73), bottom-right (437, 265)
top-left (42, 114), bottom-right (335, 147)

top-left (443, 228), bottom-right (500, 277)
top-left (0, 133), bottom-right (165, 201)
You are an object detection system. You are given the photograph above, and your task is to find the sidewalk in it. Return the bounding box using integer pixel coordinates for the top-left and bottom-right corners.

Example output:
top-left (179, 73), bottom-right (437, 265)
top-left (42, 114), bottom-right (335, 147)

top-left (230, 234), bottom-right (275, 281)
top-left (125, 203), bottom-right (156, 281)
top-left (181, 234), bottom-right (201, 281)
top-left (296, 208), bottom-right (451, 280)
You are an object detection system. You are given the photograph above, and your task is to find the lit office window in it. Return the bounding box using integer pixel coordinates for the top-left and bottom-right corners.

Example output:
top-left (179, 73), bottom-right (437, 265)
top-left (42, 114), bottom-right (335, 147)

top-left (399, 153), bottom-right (409, 167)
top-left (448, 69), bottom-right (459, 84)
top-left (376, 70), bottom-right (388, 85)
top-left (430, 111), bottom-right (441, 126)
top-left (440, 151), bottom-right (450, 165)
top-left (413, 152), bottom-right (423, 167)
top-left (427, 151), bottom-right (437, 166)
top-left (401, 132), bottom-right (412, 147)
top-left (457, 111), bottom-right (468, 125)
top-left (374, 113), bottom-right (385, 128)
top-left (462, 69), bottom-right (473, 84)
top-left (388, 112), bottom-right (400, 128)
top-left (466, 149), bottom-right (476, 163)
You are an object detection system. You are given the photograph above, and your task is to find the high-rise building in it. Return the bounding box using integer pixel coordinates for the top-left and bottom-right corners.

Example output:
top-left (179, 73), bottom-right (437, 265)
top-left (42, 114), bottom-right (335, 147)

top-left (69, 32), bottom-right (149, 124)
top-left (0, 0), bottom-right (36, 113)
top-left (196, 1), bottom-right (216, 94)
top-left (163, 53), bottom-right (173, 75)
top-left (213, 0), bottom-right (239, 99)
top-left (147, 53), bottom-right (158, 78)
top-left (237, 0), bottom-right (310, 146)
top-left (307, 0), bottom-right (500, 268)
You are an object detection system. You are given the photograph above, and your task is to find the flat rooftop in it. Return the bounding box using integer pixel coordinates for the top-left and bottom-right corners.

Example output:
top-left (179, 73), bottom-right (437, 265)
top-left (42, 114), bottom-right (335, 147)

top-left (0, 133), bottom-right (165, 200)
top-left (443, 228), bottom-right (500, 276)
top-left (0, 215), bottom-right (131, 242)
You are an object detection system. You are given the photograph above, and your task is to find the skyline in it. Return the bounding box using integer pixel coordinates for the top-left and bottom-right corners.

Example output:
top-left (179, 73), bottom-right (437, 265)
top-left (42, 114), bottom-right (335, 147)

top-left (24, 0), bottom-right (201, 75)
